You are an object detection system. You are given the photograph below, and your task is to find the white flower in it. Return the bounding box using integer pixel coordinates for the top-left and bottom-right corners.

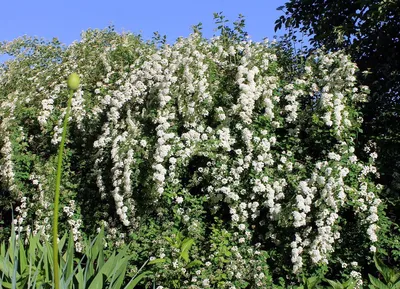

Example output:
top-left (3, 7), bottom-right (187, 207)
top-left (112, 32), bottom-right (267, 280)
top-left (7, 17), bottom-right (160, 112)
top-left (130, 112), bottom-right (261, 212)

top-left (328, 152), bottom-right (341, 161)
top-left (349, 155), bottom-right (358, 163)
top-left (238, 224), bottom-right (246, 231)
top-left (202, 279), bottom-right (210, 287)
top-left (176, 196), bottom-right (184, 204)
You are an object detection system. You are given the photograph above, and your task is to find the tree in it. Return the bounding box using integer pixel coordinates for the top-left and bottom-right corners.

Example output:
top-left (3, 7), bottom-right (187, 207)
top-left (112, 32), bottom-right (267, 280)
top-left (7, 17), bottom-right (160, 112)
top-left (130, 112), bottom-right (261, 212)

top-left (275, 0), bottom-right (400, 262)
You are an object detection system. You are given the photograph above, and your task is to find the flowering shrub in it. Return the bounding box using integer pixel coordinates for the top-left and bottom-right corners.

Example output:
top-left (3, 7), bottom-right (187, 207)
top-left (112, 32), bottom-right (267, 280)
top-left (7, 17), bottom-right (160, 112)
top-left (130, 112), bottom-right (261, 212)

top-left (0, 22), bottom-right (385, 287)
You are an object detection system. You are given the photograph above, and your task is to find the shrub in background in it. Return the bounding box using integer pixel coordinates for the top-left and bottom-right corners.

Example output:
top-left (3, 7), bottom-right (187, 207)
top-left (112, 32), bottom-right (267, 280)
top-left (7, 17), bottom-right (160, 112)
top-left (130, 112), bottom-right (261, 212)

top-left (0, 17), bottom-right (389, 287)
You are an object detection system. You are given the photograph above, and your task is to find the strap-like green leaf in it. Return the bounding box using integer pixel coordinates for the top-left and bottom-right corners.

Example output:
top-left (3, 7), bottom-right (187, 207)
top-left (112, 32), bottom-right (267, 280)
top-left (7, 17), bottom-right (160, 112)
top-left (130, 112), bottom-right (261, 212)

top-left (88, 251), bottom-right (119, 289)
top-left (109, 257), bottom-right (129, 289)
top-left (369, 274), bottom-right (389, 289)
top-left (18, 240), bottom-right (27, 275)
top-left (58, 233), bottom-right (68, 253)
top-left (124, 270), bottom-right (153, 289)
top-left (307, 276), bottom-right (320, 288)
top-left (45, 243), bottom-right (53, 283)
top-left (343, 278), bottom-right (356, 288)
top-left (374, 255), bottom-right (393, 284)
top-left (325, 279), bottom-right (344, 289)
top-left (390, 272), bottom-right (400, 284)
top-left (91, 227), bottom-right (105, 268)
top-left (393, 280), bottom-right (400, 289)
top-left (1, 280), bottom-right (13, 288)
top-left (147, 258), bottom-right (165, 265)
top-left (63, 231), bottom-right (75, 289)
top-left (75, 266), bottom-right (85, 289)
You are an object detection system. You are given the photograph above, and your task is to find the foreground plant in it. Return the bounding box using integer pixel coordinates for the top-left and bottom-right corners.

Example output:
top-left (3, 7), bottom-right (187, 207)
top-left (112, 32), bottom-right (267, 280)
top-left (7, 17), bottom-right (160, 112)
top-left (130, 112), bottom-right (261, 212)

top-left (324, 278), bottom-right (357, 289)
top-left (53, 72), bottom-right (80, 289)
top-left (0, 224), bottom-right (152, 288)
top-left (368, 255), bottom-right (400, 289)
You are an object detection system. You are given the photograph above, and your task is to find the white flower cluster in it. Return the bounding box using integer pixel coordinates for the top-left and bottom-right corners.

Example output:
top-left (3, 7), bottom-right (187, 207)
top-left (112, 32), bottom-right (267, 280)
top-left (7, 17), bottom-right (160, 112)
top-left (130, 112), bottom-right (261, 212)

top-left (64, 200), bottom-right (84, 251)
top-left (0, 93), bottom-right (17, 189)
top-left (302, 53), bottom-right (367, 136)
top-left (350, 270), bottom-right (363, 288)
top-left (236, 44), bottom-right (260, 124)
top-left (284, 82), bottom-right (302, 123)
top-left (0, 134), bottom-right (15, 186)
top-left (357, 181), bottom-right (381, 243)
top-left (0, 30), bottom-right (383, 277)
top-left (293, 181), bottom-right (316, 228)
top-left (14, 196), bottom-right (28, 237)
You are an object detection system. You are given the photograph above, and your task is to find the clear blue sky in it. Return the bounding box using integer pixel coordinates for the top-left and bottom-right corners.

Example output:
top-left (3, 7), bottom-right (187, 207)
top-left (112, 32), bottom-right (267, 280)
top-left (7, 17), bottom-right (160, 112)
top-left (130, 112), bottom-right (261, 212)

top-left (1, 0), bottom-right (287, 46)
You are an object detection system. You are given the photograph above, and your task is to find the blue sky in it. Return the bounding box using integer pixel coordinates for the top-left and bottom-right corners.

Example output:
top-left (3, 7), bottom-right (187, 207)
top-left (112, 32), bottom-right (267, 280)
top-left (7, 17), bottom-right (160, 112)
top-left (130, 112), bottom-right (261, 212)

top-left (1, 0), bottom-right (287, 46)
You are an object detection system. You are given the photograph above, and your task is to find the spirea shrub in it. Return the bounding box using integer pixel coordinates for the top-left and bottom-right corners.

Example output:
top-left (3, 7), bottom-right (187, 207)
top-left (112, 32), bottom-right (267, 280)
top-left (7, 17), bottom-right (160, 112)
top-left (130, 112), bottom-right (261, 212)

top-left (0, 24), bottom-right (384, 287)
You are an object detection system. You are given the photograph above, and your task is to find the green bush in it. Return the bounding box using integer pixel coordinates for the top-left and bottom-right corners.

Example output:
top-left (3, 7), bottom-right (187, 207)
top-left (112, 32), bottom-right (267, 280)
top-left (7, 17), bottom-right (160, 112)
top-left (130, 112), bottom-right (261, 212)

top-left (0, 17), bottom-right (394, 287)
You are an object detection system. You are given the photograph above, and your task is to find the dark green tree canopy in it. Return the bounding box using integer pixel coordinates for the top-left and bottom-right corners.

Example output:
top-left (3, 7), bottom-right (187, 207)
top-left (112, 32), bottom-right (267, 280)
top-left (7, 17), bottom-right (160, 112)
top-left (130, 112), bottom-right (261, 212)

top-left (276, 0), bottom-right (400, 191)
top-left (276, 0), bottom-right (400, 264)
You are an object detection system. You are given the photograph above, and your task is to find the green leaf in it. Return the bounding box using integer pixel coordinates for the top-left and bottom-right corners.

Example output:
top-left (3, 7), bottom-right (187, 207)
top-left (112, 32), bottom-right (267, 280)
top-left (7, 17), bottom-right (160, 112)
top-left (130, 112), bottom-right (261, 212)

top-left (58, 233), bottom-right (68, 253)
top-left (63, 231), bottom-right (75, 289)
top-left (374, 255), bottom-right (398, 284)
top-left (91, 227), bottom-right (105, 269)
top-left (180, 238), bottom-right (194, 263)
top-left (390, 272), bottom-right (400, 284)
top-left (393, 280), bottom-right (400, 289)
top-left (88, 250), bottom-right (129, 289)
top-left (325, 279), bottom-right (343, 289)
top-left (307, 276), bottom-right (321, 288)
top-left (124, 270), bottom-right (153, 289)
top-left (1, 241), bottom-right (6, 258)
top-left (42, 245), bottom-right (50, 284)
top-left (148, 258), bottom-right (165, 265)
top-left (109, 256), bottom-right (129, 289)
top-left (369, 274), bottom-right (389, 289)
top-left (187, 260), bottom-right (203, 268)
top-left (87, 269), bottom-right (104, 289)
top-left (164, 237), bottom-right (173, 245)
top-left (75, 266), bottom-right (85, 289)
top-left (1, 281), bottom-right (13, 288)
top-left (28, 234), bottom-right (40, 261)
top-left (18, 240), bottom-right (27, 275)
top-left (343, 278), bottom-right (357, 289)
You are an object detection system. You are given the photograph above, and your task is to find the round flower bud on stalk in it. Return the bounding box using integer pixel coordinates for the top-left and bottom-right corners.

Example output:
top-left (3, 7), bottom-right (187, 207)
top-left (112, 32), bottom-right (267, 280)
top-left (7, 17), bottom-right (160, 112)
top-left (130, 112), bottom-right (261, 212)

top-left (67, 73), bottom-right (80, 91)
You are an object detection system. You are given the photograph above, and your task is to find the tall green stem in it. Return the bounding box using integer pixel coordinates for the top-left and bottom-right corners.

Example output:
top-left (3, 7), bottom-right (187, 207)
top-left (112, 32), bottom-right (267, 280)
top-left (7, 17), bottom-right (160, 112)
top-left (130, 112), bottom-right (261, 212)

top-left (53, 89), bottom-right (74, 289)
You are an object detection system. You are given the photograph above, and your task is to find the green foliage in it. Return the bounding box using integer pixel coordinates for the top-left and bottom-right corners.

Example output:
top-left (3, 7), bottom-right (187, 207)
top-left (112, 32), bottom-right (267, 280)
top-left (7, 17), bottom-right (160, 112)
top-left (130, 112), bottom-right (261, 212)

top-left (324, 278), bottom-right (357, 289)
top-left (368, 255), bottom-right (400, 289)
top-left (299, 275), bottom-right (323, 289)
top-left (0, 226), bottom-right (151, 288)
top-left (147, 230), bottom-right (202, 288)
